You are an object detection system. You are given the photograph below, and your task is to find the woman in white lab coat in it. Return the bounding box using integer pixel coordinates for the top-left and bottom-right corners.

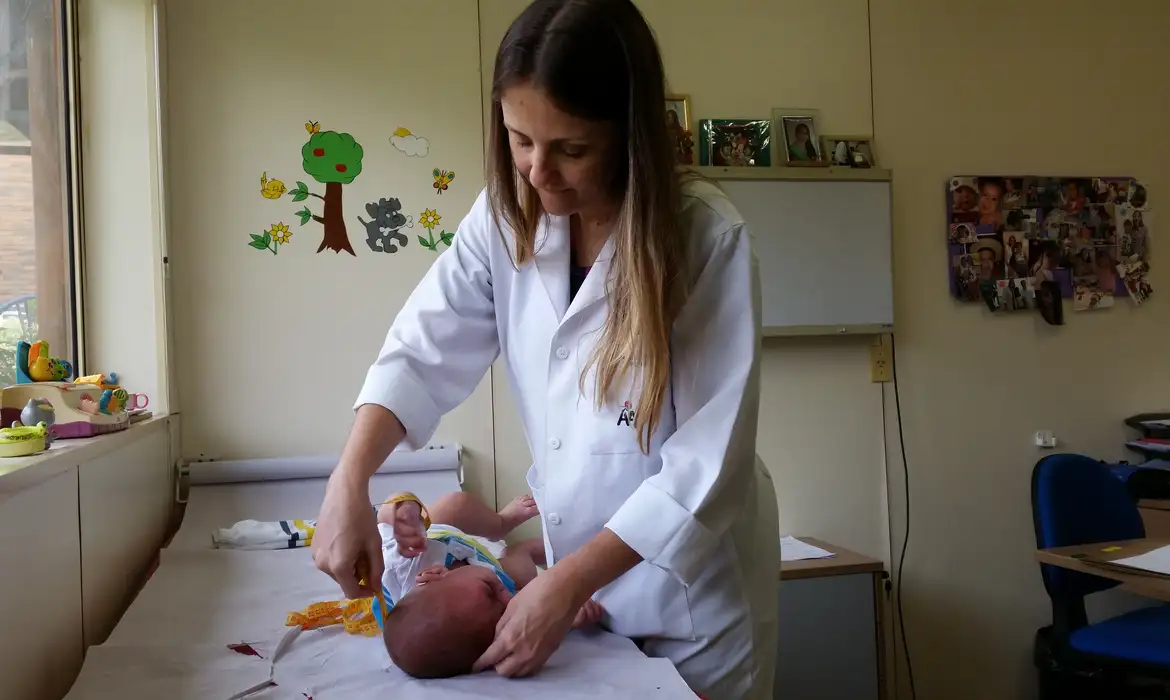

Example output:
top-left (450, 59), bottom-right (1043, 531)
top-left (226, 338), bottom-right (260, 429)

top-left (312, 0), bottom-right (779, 698)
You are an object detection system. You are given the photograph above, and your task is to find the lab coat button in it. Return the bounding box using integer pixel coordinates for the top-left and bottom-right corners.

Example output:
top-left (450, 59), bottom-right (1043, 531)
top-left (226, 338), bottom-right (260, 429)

top-left (555, 346), bottom-right (569, 359)
top-left (548, 513), bottom-right (561, 525)
top-left (548, 437), bottom-right (562, 450)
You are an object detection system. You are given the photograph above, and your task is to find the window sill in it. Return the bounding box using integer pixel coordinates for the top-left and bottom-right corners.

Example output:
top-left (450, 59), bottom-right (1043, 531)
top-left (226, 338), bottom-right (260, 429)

top-left (0, 414), bottom-right (171, 497)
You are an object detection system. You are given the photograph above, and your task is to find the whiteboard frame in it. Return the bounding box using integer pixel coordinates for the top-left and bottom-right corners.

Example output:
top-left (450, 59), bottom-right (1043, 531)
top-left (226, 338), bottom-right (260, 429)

top-left (698, 167), bottom-right (896, 337)
top-left (763, 323), bottom-right (895, 338)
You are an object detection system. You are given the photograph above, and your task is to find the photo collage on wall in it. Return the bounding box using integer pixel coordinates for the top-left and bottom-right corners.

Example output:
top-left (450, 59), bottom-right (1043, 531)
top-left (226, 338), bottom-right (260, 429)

top-left (947, 176), bottom-right (1153, 320)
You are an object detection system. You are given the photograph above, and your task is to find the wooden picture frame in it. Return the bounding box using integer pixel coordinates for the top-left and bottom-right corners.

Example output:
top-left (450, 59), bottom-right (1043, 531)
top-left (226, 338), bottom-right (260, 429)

top-left (666, 94), bottom-right (694, 165)
top-left (821, 134), bottom-right (877, 169)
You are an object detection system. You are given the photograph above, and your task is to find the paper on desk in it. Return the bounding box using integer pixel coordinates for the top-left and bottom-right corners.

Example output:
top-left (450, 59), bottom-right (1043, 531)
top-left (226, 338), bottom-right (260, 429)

top-left (780, 536), bottom-right (835, 562)
top-left (1109, 545), bottom-right (1170, 577)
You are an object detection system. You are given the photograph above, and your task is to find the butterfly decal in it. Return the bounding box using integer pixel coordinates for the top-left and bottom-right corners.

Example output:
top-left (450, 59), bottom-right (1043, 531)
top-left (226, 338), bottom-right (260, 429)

top-left (305, 121), bottom-right (321, 135)
top-left (433, 169), bottom-right (454, 195)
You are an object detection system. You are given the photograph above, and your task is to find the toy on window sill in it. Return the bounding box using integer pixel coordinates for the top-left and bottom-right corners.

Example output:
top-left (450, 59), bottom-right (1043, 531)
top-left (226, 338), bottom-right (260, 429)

top-left (0, 343), bottom-right (129, 438)
top-left (0, 422), bottom-right (50, 458)
top-left (74, 373), bottom-right (148, 414)
top-left (15, 340), bottom-right (73, 383)
top-left (11, 398), bottom-right (57, 445)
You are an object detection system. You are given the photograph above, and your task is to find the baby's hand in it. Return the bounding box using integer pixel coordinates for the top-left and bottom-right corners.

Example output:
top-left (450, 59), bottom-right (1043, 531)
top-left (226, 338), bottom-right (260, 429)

top-left (393, 500), bottom-right (427, 557)
top-left (415, 564), bottom-right (447, 585)
top-left (571, 599), bottom-right (605, 629)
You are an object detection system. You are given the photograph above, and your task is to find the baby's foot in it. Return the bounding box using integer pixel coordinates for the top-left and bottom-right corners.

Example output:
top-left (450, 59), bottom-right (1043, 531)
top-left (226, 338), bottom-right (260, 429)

top-left (572, 599), bottom-right (605, 629)
top-left (498, 493), bottom-right (539, 533)
top-left (394, 501), bottom-right (426, 557)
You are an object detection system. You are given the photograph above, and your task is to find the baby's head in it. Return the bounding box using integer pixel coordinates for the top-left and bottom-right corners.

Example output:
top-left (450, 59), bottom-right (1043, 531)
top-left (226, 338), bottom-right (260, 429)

top-left (382, 565), bottom-right (511, 678)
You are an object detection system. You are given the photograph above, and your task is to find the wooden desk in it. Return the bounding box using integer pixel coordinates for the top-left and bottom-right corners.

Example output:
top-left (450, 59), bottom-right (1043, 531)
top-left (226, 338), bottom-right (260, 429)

top-left (1138, 500), bottom-right (1170, 538)
top-left (781, 537), bottom-right (887, 580)
top-left (776, 538), bottom-right (889, 700)
top-left (1036, 538), bottom-right (1170, 603)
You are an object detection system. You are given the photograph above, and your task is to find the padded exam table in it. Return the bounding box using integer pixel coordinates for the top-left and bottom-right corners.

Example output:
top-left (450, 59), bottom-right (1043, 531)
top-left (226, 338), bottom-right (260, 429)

top-left (63, 445), bottom-right (697, 699)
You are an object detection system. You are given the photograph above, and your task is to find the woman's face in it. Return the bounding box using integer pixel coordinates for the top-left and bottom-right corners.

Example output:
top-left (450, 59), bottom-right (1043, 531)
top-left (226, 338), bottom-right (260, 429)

top-left (795, 124), bottom-right (810, 143)
top-left (501, 82), bottom-right (619, 217)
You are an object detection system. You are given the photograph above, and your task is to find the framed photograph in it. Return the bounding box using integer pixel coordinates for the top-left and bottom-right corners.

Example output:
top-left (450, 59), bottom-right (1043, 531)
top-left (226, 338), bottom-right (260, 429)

top-left (698, 119), bottom-right (772, 167)
top-left (772, 107), bottom-right (825, 166)
top-left (665, 94), bottom-right (694, 165)
top-left (821, 135), bottom-right (876, 169)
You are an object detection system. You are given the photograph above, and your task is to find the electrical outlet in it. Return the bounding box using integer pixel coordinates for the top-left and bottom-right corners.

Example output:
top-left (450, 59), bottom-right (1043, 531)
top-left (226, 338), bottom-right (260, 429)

top-left (870, 344), bottom-right (892, 383)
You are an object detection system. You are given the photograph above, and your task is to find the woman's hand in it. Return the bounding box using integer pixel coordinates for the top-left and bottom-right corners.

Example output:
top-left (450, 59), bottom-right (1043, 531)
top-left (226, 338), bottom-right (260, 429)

top-left (473, 568), bottom-right (582, 677)
top-left (311, 475), bottom-right (383, 599)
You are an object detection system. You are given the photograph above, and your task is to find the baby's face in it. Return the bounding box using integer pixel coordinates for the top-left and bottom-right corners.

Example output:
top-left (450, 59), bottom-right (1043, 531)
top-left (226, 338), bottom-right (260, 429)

top-left (426, 566), bottom-right (511, 626)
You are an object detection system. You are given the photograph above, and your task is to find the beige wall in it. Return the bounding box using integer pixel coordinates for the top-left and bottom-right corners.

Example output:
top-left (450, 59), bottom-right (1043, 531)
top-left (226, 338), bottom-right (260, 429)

top-left (872, 0), bottom-right (1170, 697)
top-left (163, 0), bottom-right (497, 500)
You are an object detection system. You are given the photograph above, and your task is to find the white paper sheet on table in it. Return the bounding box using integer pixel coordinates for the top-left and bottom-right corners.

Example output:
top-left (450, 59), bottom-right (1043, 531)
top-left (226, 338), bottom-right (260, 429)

top-left (780, 535), bottom-right (835, 562)
top-left (1109, 545), bottom-right (1170, 576)
top-left (68, 627), bottom-right (695, 700)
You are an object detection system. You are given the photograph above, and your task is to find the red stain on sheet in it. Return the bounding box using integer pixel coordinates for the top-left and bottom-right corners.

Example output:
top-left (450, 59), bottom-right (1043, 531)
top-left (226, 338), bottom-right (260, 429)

top-left (227, 642), bottom-right (264, 659)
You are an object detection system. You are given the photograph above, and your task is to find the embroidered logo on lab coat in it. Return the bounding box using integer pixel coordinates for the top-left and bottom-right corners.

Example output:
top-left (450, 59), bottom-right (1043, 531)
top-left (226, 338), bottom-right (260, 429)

top-left (616, 400), bottom-right (636, 426)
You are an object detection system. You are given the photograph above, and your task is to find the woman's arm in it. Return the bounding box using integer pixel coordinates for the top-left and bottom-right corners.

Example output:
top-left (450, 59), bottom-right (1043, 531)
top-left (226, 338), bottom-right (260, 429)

top-left (332, 404), bottom-right (407, 487)
top-left (315, 190), bottom-right (500, 597)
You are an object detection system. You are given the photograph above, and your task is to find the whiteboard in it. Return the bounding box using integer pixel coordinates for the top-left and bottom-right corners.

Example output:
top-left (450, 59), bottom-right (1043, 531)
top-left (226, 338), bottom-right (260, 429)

top-left (718, 178), bottom-right (894, 335)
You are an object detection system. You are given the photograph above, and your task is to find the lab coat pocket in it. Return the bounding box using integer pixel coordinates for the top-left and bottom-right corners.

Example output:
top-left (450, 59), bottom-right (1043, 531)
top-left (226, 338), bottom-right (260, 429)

top-left (597, 561), bottom-right (696, 641)
top-left (577, 338), bottom-right (643, 455)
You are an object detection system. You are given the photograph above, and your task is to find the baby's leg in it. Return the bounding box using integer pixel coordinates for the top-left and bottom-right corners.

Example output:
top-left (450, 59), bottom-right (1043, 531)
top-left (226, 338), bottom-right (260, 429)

top-left (498, 538), bottom-right (545, 589)
top-left (426, 491), bottom-right (538, 541)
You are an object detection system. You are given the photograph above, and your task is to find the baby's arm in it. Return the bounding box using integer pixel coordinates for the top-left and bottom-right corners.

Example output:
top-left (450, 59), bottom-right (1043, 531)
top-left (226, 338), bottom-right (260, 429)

top-left (377, 492), bottom-right (427, 557)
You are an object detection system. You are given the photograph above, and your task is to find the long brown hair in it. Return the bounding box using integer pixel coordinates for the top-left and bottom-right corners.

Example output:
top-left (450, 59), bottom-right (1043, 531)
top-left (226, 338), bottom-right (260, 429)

top-left (487, 0), bottom-right (689, 452)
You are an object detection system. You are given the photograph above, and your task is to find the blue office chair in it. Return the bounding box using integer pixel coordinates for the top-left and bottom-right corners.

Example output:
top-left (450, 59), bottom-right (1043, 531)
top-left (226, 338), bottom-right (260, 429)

top-left (1032, 453), bottom-right (1170, 699)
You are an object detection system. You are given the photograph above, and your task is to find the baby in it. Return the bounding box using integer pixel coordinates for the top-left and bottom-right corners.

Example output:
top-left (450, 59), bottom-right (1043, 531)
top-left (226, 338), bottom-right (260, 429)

top-left (374, 491), bottom-right (603, 678)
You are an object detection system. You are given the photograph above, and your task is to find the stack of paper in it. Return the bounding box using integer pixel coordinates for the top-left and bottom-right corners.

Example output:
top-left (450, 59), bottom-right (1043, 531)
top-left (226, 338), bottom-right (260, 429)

top-left (780, 536), bottom-right (835, 562)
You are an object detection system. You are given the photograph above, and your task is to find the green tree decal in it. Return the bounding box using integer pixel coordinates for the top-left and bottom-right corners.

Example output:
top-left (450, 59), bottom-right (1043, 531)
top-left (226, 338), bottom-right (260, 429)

top-left (290, 130), bottom-right (364, 256)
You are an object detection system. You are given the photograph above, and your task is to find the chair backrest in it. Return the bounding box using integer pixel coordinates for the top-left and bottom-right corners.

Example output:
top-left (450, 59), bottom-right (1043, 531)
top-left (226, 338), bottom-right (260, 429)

top-left (1032, 453), bottom-right (1145, 602)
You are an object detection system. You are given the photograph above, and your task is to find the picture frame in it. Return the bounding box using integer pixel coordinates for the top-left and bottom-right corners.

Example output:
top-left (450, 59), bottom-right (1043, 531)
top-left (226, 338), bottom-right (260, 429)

top-left (665, 94), bottom-right (694, 165)
top-left (698, 119), bottom-right (772, 167)
top-left (821, 134), bottom-right (877, 169)
top-left (772, 107), bottom-right (826, 167)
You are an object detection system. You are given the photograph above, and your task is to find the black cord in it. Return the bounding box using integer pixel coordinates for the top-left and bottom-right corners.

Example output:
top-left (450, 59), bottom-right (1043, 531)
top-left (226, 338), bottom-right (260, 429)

top-left (890, 334), bottom-right (917, 700)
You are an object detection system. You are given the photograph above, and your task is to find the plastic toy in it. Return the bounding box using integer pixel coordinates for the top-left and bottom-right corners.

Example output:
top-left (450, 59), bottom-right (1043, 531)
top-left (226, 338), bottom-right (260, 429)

top-left (1, 344), bottom-right (129, 438)
top-left (15, 340), bottom-right (73, 384)
top-left (14, 398), bottom-right (56, 444)
top-left (0, 422), bottom-right (50, 458)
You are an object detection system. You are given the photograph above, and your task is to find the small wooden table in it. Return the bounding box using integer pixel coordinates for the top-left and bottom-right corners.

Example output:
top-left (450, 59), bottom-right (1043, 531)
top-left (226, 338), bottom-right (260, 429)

top-left (1035, 538), bottom-right (1170, 603)
top-left (777, 538), bottom-right (889, 700)
top-left (781, 537), bottom-right (886, 580)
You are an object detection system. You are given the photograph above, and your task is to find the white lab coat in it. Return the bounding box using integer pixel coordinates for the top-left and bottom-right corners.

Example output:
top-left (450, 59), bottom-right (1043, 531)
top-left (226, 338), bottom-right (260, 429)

top-left (356, 178), bottom-right (779, 700)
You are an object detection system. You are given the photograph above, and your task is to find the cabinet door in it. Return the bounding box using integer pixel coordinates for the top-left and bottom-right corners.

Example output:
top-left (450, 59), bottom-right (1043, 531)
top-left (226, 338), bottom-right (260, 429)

top-left (777, 574), bottom-right (879, 700)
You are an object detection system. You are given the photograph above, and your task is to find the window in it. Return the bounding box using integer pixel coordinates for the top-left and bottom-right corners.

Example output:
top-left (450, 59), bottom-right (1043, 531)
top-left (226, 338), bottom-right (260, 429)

top-left (0, 0), bottom-right (79, 385)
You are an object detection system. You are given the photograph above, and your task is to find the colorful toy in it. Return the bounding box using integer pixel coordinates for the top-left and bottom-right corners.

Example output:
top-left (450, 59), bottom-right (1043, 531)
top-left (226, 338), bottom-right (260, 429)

top-left (1, 383), bottom-right (128, 438)
top-left (15, 340), bottom-right (73, 384)
top-left (15, 398), bottom-right (56, 444)
top-left (2, 344), bottom-right (135, 438)
top-left (0, 422), bottom-right (50, 458)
